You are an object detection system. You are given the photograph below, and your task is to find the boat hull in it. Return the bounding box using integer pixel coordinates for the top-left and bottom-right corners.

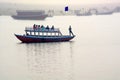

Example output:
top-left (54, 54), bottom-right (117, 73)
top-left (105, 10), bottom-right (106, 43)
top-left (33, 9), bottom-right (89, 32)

top-left (12, 15), bottom-right (48, 20)
top-left (15, 34), bottom-right (75, 43)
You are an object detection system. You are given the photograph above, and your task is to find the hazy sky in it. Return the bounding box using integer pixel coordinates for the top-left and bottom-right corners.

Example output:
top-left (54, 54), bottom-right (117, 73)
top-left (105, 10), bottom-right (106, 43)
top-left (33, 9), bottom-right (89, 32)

top-left (0, 0), bottom-right (120, 4)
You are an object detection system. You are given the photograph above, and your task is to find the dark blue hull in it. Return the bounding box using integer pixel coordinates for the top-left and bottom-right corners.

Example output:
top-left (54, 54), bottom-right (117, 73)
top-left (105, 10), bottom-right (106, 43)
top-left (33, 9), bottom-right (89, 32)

top-left (15, 34), bottom-right (75, 43)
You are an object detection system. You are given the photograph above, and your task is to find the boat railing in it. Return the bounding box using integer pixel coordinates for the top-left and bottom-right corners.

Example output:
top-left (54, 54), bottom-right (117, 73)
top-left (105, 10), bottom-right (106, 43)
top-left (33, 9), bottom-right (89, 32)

top-left (25, 27), bottom-right (60, 32)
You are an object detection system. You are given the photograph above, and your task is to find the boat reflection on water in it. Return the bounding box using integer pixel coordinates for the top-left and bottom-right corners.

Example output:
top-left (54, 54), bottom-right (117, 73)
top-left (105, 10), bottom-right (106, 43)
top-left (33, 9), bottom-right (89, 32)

top-left (24, 41), bottom-right (74, 80)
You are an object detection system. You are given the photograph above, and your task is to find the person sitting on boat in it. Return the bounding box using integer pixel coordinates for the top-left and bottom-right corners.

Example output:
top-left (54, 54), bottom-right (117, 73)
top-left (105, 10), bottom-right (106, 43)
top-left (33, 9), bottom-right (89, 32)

top-left (38, 25), bottom-right (40, 28)
top-left (38, 25), bottom-right (40, 30)
top-left (51, 25), bottom-right (54, 30)
top-left (41, 25), bottom-right (45, 31)
top-left (46, 25), bottom-right (49, 30)
top-left (69, 25), bottom-right (74, 36)
top-left (33, 24), bottom-right (36, 29)
top-left (41, 25), bottom-right (43, 28)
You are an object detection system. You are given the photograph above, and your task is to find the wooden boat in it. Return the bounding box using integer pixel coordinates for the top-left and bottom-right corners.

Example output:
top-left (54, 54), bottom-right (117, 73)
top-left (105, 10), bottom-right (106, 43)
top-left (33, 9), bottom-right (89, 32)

top-left (15, 25), bottom-right (75, 43)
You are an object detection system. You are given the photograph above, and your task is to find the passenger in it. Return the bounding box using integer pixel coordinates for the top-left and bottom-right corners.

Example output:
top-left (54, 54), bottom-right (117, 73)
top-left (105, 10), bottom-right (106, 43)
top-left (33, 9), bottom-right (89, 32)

top-left (41, 25), bottom-right (44, 28)
top-left (38, 25), bottom-right (40, 30)
top-left (46, 25), bottom-right (49, 30)
top-left (36, 25), bottom-right (37, 29)
top-left (41, 25), bottom-right (45, 31)
top-left (34, 25), bottom-right (36, 30)
top-left (51, 25), bottom-right (54, 30)
top-left (33, 24), bottom-right (36, 30)
top-left (38, 25), bottom-right (40, 28)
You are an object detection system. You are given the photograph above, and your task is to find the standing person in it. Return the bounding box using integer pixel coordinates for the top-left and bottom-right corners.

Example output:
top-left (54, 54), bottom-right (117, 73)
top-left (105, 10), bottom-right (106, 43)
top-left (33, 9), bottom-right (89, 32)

top-left (69, 25), bottom-right (74, 36)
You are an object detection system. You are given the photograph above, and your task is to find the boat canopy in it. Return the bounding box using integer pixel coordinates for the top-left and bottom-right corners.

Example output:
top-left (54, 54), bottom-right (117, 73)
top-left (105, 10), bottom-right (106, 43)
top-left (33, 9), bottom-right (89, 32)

top-left (25, 27), bottom-right (60, 32)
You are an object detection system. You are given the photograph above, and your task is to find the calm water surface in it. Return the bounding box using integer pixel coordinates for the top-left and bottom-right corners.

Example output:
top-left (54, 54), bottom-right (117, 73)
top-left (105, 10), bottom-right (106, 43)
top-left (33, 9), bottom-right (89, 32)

top-left (0, 14), bottom-right (120, 80)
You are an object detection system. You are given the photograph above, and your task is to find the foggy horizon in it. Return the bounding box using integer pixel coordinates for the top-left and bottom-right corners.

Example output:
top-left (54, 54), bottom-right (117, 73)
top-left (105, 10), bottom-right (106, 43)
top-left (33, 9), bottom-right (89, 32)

top-left (0, 0), bottom-right (120, 5)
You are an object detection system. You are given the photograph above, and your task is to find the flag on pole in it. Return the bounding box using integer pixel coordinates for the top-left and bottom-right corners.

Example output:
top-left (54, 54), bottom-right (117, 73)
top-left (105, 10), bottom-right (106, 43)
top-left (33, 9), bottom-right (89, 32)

top-left (65, 6), bottom-right (69, 11)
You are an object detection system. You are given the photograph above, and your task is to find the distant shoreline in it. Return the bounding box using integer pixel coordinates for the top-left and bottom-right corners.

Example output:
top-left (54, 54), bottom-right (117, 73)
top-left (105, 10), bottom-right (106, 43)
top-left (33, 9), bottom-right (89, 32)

top-left (0, 2), bottom-right (120, 16)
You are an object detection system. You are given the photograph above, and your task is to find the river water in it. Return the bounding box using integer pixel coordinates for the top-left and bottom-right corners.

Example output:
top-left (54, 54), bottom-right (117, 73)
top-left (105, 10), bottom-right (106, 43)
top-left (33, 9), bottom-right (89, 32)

top-left (0, 13), bottom-right (120, 80)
